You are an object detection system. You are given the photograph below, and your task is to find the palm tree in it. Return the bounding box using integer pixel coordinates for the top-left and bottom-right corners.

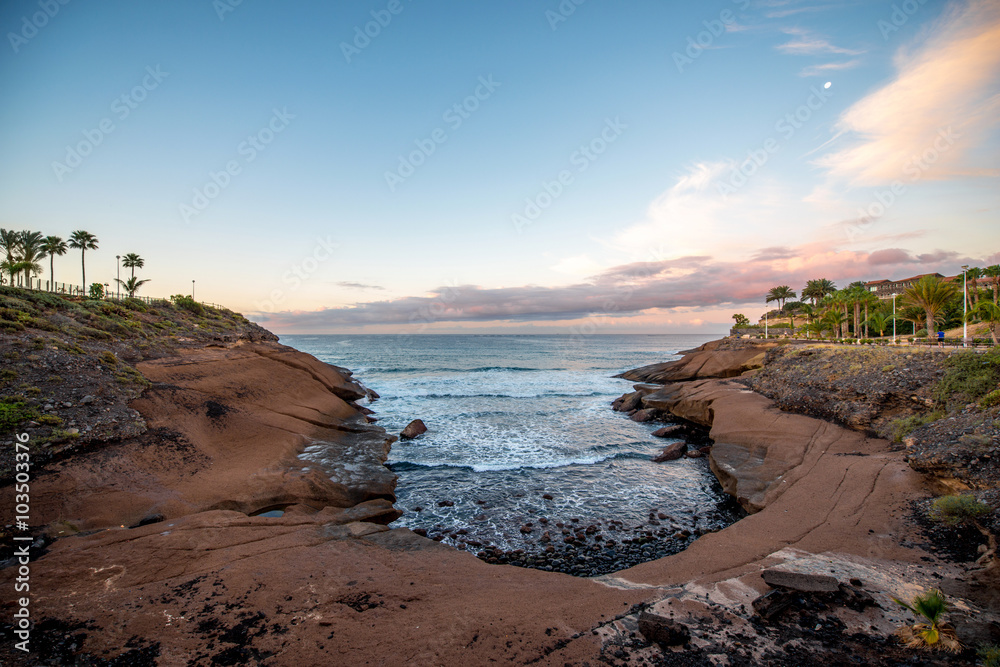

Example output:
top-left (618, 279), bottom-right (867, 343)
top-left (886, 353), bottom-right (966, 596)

top-left (863, 310), bottom-right (891, 338)
top-left (822, 309), bottom-right (846, 340)
top-left (803, 278), bottom-right (837, 305)
top-left (0, 228), bottom-right (21, 287)
top-left (903, 275), bottom-right (958, 337)
top-left (17, 231), bottom-right (44, 288)
top-left (766, 286), bottom-right (796, 312)
top-left (892, 589), bottom-right (961, 652)
top-left (68, 230), bottom-right (99, 293)
top-left (983, 265), bottom-right (1000, 304)
top-left (115, 276), bottom-right (150, 298)
top-left (42, 236), bottom-right (68, 291)
top-left (969, 300), bottom-right (1000, 345)
top-left (825, 291), bottom-right (851, 338)
top-left (121, 252), bottom-right (144, 279)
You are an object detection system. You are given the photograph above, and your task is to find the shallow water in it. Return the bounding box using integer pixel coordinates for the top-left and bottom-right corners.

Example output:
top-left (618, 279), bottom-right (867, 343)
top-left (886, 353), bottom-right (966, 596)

top-left (280, 334), bottom-right (742, 574)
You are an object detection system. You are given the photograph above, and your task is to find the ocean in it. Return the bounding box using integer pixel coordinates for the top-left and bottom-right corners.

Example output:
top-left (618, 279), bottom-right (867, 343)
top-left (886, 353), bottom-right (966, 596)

top-left (279, 334), bottom-right (742, 575)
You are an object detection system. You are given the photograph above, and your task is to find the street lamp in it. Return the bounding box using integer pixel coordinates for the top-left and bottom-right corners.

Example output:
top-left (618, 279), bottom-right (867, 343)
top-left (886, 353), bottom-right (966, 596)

top-left (192, 280), bottom-right (195, 300)
top-left (764, 307), bottom-right (768, 339)
top-left (892, 293), bottom-right (897, 344)
top-left (962, 265), bottom-right (969, 348)
top-left (116, 255), bottom-right (121, 300)
top-left (103, 282), bottom-right (109, 300)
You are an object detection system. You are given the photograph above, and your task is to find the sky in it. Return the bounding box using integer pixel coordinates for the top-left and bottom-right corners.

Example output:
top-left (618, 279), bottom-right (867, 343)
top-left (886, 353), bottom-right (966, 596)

top-left (1, 0), bottom-right (998, 334)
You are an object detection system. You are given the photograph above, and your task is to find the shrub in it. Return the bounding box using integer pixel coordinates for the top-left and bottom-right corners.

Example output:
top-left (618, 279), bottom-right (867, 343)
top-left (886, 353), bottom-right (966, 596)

top-left (0, 396), bottom-right (38, 433)
top-left (170, 294), bottom-right (204, 316)
top-left (934, 349), bottom-right (1000, 408)
top-left (930, 494), bottom-right (992, 527)
top-left (978, 643), bottom-right (1000, 667)
top-left (88, 283), bottom-right (105, 299)
top-left (37, 414), bottom-right (63, 426)
top-left (0, 369), bottom-right (16, 382)
top-left (882, 365), bottom-right (895, 372)
top-left (890, 411), bottom-right (944, 443)
top-left (99, 351), bottom-right (118, 365)
top-left (981, 390), bottom-right (1000, 409)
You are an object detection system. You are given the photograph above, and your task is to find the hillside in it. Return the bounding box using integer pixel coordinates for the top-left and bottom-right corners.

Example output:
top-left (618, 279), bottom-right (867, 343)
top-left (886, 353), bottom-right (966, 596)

top-left (0, 287), bottom-right (276, 480)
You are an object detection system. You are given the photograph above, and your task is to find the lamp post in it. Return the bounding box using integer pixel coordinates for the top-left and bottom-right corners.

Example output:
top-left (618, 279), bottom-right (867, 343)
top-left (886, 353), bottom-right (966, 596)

top-left (765, 308), bottom-right (768, 339)
top-left (192, 280), bottom-right (195, 300)
top-left (103, 282), bottom-right (109, 300)
top-left (962, 265), bottom-right (969, 348)
top-left (892, 293), bottom-right (897, 345)
top-left (116, 255), bottom-right (121, 300)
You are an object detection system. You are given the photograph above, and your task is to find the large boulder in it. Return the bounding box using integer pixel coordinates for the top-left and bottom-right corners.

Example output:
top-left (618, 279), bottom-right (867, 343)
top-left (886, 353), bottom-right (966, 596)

top-left (652, 442), bottom-right (687, 462)
top-left (400, 419), bottom-right (428, 439)
top-left (637, 610), bottom-right (690, 646)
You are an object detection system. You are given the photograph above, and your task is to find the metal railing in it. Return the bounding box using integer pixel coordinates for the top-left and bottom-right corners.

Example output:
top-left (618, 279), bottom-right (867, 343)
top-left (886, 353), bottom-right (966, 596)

top-left (0, 278), bottom-right (226, 311)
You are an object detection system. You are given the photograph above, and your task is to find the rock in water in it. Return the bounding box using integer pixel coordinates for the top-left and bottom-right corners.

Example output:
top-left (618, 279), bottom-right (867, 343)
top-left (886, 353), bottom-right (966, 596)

top-left (652, 442), bottom-right (687, 462)
top-left (651, 424), bottom-right (685, 438)
top-left (400, 419), bottom-right (428, 439)
top-left (637, 610), bottom-right (690, 646)
top-left (630, 408), bottom-right (659, 423)
top-left (619, 391), bottom-right (645, 412)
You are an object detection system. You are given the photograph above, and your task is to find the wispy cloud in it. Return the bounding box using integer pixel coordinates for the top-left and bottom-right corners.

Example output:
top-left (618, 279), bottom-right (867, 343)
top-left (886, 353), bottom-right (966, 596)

top-left (776, 27), bottom-right (865, 55)
top-left (336, 281), bottom-right (385, 291)
top-left (815, 0), bottom-right (1000, 185)
top-left (799, 59), bottom-right (862, 77)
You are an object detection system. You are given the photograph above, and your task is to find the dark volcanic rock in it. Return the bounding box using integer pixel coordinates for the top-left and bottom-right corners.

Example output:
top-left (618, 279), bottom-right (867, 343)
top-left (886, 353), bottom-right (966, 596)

top-left (651, 424), bottom-right (685, 438)
top-left (637, 610), bottom-right (690, 646)
top-left (652, 442), bottom-right (687, 462)
top-left (630, 408), bottom-right (659, 423)
top-left (400, 419), bottom-right (428, 439)
top-left (762, 569), bottom-right (839, 593)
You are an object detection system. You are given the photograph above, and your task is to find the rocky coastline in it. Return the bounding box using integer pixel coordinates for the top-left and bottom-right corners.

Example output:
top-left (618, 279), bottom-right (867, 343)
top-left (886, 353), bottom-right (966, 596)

top-left (2, 299), bottom-right (998, 665)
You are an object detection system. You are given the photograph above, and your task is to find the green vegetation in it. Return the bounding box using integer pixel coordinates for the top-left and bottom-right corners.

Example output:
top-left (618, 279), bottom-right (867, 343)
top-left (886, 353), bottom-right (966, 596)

top-left (889, 411), bottom-right (944, 443)
top-left (979, 643), bottom-right (1000, 667)
top-left (930, 494), bottom-right (992, 527)
top-left (0, 395), bottom-right (38, 433)
top-left (934, 348), bottom-right (1000, 409)
top-left (171, 293), bottom-right (204, 315)
top-left (731, 313), bottom-right (750, 328)
top-left (981, 389), bottom-right (1000, 409)
top-left (892, 588), bottom-right (961, 652)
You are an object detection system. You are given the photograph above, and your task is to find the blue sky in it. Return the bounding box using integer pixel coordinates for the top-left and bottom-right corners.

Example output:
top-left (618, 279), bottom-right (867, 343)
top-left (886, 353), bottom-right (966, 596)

top-left (1, 0), bottom-right (998, 333)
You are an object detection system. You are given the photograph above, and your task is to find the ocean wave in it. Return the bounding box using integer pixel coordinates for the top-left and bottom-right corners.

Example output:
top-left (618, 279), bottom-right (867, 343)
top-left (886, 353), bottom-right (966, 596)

top-left (370, 365), bottom-right (557, 374)
top-left (388, 450), bottom-right (651, 473)
top-left (389, 391), bottom-right (607, 400)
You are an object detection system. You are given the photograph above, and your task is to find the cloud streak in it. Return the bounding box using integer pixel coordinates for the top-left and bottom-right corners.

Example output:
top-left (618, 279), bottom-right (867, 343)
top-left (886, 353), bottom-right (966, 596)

top-left (254, 245), bottom-right (982, 330)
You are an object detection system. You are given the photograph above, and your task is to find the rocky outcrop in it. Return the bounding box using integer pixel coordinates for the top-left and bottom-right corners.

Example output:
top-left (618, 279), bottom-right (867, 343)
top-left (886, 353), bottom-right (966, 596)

top-left (15, 341), bottom-right (399, 534)
top-left (652, 442), bottom-right (686, 462)
top-left (617, 340), bottom-right (772, 383)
